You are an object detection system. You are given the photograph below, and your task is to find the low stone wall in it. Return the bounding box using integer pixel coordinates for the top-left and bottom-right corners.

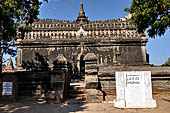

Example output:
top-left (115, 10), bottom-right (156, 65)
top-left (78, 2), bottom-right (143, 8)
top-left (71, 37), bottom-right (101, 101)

top-left (1, 72), bottom-right (51, 97)
top-left (98, 66), bottom-right (170, 102)
top-left (152, 72), bottom-right (170, 91)
top-left (1, 69), bottom-right (70, 101)
top-left (1, 65), bottom-right (170, 103)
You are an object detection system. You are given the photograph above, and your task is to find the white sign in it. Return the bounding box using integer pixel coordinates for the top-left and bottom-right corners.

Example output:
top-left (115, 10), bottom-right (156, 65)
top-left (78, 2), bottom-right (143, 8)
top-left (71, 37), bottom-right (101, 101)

top-left (114, 71), bottom-right (157, 108)
top-left (2, 82), bottom-right (13, 96)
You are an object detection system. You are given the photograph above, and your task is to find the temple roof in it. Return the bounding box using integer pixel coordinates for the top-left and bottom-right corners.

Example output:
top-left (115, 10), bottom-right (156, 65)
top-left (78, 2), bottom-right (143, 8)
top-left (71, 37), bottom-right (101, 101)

top-left (33, 2), bottom-right (129, 25)
top-left (31, 2), bottom-right (136, 31)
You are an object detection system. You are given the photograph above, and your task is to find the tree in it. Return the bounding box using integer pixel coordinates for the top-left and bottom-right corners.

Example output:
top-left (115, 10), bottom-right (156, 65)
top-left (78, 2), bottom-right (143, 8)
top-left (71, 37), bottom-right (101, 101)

top-left (0, 0), bottom-right (48, 73)
top-left (2, 64), bottom-right (5, 70)
top-left (125, 0), bottom-right (170, 37)
top-left (162, 57), bottom-right (170, 66)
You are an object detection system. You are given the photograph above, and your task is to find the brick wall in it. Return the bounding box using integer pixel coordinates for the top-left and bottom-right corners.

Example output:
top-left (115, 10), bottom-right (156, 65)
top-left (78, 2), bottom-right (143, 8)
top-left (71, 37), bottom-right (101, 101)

top-left (98, 66), bottom-right (170, 100)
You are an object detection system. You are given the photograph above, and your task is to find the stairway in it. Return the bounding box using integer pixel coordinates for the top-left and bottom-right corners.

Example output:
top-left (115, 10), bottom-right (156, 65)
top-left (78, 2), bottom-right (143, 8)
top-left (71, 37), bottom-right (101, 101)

top-left (67, 81), bottom-right (86, 102)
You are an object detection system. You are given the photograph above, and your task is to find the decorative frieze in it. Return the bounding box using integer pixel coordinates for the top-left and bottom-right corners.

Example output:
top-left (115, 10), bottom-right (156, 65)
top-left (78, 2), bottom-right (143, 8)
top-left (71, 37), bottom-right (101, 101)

top-left (22, 13), bottom-right (143, 41)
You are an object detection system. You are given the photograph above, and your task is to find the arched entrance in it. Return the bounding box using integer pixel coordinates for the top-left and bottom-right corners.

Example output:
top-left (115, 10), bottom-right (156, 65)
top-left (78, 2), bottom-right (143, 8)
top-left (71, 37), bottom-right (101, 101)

top-left (80, 54), bottom-right (85, 80)
top-left (67, 54), bottom-right (86, 100)
top-left (76, 53), bottom-right (85, 81)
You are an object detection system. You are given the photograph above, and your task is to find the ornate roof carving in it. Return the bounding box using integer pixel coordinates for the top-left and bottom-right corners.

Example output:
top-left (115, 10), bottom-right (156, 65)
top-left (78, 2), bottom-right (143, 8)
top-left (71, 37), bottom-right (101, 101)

top-left (18, 2), bottom-right (146, 41)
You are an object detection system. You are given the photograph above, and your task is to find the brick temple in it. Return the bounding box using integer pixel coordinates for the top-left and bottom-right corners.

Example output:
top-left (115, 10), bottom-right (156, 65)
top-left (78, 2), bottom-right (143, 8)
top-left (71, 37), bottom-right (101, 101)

top-left (15, 2), bottom-right (148, 71)
top-left (2, 2), bottom-right (169, 102)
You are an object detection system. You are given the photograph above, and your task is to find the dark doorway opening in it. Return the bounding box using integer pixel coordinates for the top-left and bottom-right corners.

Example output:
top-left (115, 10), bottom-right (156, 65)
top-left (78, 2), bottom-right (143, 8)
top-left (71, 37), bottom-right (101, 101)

top-left (80, 55), bottom-right (85, 80)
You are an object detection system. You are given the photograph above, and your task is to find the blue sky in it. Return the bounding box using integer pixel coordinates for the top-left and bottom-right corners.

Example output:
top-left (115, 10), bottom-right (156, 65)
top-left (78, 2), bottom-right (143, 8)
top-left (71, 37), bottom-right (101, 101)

top-left (4, 0), bottom-right (170, 66)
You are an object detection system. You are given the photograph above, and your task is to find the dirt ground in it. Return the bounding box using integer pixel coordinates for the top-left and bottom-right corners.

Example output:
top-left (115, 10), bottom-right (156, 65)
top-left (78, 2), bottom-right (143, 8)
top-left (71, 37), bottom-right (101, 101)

top-left (0, 92), bottom-right (170, 113)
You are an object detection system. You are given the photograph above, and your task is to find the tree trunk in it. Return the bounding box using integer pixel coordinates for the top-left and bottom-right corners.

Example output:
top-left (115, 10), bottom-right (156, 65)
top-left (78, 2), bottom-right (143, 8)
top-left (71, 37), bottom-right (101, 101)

top-left (0, 47), bottom-right (2, 73)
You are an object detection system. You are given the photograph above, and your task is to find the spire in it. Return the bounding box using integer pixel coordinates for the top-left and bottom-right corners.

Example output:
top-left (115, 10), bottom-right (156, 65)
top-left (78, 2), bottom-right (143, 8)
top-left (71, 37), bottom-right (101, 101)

top-left (78, 2), bottom-right (86, 18)
top-left (2, 57), bottom-right (14, 72)
top-left (76, 2), bottom-right (88, 23)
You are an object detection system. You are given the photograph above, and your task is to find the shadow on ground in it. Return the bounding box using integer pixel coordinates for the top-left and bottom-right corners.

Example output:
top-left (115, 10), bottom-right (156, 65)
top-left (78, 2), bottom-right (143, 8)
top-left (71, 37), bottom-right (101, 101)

top-left (1, 94), bottom-right (170, 113)
top-left (0, 97), bottom-right (87, 113)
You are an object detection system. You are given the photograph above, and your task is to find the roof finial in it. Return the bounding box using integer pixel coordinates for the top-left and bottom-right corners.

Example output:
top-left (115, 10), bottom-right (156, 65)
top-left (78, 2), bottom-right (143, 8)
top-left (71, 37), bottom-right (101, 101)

top-left (76, 2), bottom-right (88, 23)
top-left (79, 2), bottom-right (85, 17)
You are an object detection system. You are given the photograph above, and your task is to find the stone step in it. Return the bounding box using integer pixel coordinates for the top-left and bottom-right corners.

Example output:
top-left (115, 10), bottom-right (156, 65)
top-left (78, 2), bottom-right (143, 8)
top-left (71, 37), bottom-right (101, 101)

top-left (67, 81), bottom-right (86, 99)
top-left (67, 94), bottom-right (86, 98)
top-left (67, 90), bottom-right (86, 94)
top-left (80, 78), bottom-right (85, 81)
top-left (67, 89), bottom-right (86, 98)
top-left (70, 81), bottom-right (85, 86)
top-left (69, 86), bottom-right (86, 91)
top-left (69, 82), bottom-right (85, 90)
top-left (80, 76), bottom-right (85, 81)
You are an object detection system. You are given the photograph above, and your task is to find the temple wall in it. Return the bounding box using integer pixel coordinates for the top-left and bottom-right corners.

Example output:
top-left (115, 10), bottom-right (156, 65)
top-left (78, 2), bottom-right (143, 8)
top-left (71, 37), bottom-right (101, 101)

top-left (119, 46), bottom-right (147, 65)
top-left (17, 40), bottom-right (148, 71)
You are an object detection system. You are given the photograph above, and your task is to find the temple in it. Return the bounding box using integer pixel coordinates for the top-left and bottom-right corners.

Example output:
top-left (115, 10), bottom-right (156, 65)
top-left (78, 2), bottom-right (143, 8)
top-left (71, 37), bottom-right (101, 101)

top-left (15, 2), bottom-right (148, 71)
top-left (12, 2), bottom-right (154, 102)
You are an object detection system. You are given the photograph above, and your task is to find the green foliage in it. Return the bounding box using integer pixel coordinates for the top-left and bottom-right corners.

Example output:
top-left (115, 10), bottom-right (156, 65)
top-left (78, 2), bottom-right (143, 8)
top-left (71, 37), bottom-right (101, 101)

top-left (2, 64), bottom-right (5, 70)
top-left (0, 0), bottom-right (48, 54)
top-left (125, 0), bottom-right (170, 37)
top-left (0, 0), bottom-right (48, 73)
top-left (162, 57), bottom-right (170, 66)
top-left (149, 64), bottom-right (155, 67)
